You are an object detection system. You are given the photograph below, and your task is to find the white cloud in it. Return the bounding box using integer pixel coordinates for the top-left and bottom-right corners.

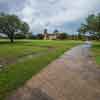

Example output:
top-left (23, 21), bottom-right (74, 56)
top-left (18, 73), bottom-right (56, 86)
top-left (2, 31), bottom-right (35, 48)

top-left (0, 0), bottom-right (13, 3)
top-left (16, 0), bottom-right (100, 33)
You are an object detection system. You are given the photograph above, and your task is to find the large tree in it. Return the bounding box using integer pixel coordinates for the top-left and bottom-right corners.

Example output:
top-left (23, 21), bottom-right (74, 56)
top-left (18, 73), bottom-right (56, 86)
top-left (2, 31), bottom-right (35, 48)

top-left (0, 13), bottom-right (29, 42)
top-left (78, 13), bottom-right (100, 39)
top-left (20, 22), bottom-right (29, 34)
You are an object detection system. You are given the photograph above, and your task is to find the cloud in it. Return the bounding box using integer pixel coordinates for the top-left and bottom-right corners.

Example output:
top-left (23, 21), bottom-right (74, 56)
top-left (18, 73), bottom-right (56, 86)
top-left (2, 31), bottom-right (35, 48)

top-left (0, 0), bottom-right (100, 33)
top-left (0, 0), bottom-right (26, 12)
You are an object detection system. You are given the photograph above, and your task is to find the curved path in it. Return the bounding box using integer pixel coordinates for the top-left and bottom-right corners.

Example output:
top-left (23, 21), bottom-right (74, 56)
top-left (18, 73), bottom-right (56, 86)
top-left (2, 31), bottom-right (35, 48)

top-left (8, 42), bottom-right (100, 100)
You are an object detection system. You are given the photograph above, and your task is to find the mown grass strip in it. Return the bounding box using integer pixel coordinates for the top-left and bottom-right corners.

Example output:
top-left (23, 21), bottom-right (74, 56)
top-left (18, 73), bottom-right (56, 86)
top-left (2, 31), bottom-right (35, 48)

top-left (91, 41), bottom-right (100, 65)
top-left (0, 40), bottom-right (82, 100)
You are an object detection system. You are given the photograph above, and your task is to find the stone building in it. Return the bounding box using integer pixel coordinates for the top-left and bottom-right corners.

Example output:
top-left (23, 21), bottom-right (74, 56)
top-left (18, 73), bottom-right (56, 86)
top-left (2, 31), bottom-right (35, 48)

top-left (43, 29), bottom-right (58, 40)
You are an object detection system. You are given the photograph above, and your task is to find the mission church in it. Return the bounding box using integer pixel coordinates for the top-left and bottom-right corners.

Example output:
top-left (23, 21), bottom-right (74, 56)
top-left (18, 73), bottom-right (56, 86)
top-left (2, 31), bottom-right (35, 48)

top-left (43, 29), bottom-right (58, 40)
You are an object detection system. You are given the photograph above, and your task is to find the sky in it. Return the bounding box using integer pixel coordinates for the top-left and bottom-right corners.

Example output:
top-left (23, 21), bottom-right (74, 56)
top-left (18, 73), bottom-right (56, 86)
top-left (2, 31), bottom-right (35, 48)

top-left (0, 0), bottom-right (100, 34)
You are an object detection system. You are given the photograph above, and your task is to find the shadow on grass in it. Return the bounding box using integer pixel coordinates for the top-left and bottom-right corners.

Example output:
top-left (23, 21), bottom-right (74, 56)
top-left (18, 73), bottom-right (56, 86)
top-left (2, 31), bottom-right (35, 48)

top-left (0, 39), bottom-right (32, 45)
top-left (93, 44), bottom-right (100, 49)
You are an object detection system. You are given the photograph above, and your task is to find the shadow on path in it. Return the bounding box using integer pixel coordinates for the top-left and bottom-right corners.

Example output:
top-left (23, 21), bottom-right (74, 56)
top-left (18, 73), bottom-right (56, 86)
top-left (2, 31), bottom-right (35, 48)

top-left (8, 88), bottom-right (53, 100)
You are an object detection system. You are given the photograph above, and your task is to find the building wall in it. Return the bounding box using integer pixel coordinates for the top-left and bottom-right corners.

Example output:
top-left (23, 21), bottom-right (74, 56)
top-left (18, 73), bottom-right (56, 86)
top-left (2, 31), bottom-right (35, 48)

top-left (44, 34), bottom-right (48, 40)
top-left (49, 35), bottom-right (57, 40)
top-left (44, 34), bottom-right (57, 40)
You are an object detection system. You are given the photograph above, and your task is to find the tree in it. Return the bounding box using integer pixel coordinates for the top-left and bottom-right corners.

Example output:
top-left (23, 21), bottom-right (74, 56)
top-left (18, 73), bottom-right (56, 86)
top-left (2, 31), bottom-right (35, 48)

top-left (43, 28), bottom-right (48, 40)
top-left (20, 22), bottom-right (29, 34)
top-left (96, 13), bottom-right (100, 34)
top-left (77, 33), bottom-right (85, 40)
top-left (44, 28), bottom-right (48, 34)
top-left (78, 24), bottom-right (88, 34)
top-left (15, 33), bottom-right (25, 39)
top-left (78, 13), bottom-right (100, 40)
top-left (58, 33), bottom-right (68, 40)
top-left (53, 29), bottom-right (59, 33)
top-left (36, 33), bottom-right (44, 39)
top-left (0, 13), bottom-right (29, 43)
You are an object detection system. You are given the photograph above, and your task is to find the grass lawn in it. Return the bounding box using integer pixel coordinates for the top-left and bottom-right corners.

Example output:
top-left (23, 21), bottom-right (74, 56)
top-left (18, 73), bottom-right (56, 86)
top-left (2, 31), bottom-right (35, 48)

top-left (91, 41), bottom-right (100, 65)
top-left (0, 39), bottom-right (83, 100)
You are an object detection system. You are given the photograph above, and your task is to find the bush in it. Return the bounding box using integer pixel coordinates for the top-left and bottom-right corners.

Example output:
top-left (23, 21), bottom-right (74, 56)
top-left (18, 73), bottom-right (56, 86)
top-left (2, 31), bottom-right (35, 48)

top-left (58, 33), bottom-right (68, 40)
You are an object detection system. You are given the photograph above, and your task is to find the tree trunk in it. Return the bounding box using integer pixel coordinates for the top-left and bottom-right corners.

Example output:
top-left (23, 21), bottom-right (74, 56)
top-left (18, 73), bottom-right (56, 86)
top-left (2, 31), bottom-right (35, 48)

top-left (8, 32), bottom-right (14, 43)
top-left (10, 37), bottom-right (14, 43)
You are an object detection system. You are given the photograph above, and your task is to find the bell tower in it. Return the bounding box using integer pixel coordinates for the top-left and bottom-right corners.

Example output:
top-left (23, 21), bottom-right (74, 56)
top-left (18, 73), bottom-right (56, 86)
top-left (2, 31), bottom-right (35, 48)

top-left (44, 29), bottom-right (48, 40)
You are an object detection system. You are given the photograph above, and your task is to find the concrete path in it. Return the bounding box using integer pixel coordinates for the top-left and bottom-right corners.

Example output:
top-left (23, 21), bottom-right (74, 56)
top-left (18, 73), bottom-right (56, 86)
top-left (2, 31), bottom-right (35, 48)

top-left (8, 42), bottom-right (100, 100)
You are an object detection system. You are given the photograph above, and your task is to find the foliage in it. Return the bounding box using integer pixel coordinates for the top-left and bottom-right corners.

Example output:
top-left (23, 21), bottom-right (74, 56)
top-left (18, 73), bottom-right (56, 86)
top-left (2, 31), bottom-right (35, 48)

top-left (53, 29), bottom-right (59, 33)
top-left (58, 33), bottom-right (68, 40)
top-left (44, 28), bottom-right (48, 34)
top-left (36, 33), bottom-right (44, 39)
top-left (0, 13), bottom-right (29, 42)
top-left (15, 33), bottom-right (26, 39)
top-left (92, 42), bottom-right (100, 65)
top-left (78, 13), bottom-right (100, 40)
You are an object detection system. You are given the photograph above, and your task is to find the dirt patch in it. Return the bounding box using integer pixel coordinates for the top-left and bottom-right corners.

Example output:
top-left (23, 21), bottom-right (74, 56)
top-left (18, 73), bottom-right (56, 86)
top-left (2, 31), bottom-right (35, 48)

top-left (0, 46), bottom-right (55, 71)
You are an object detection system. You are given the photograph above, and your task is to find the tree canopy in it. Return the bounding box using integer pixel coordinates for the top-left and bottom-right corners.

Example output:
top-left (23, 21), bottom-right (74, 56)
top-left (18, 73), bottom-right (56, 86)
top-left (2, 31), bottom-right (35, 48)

top-left (0, 13), bottom-right (30, 42)
top-left (78, 13), bottom-right (100, 39)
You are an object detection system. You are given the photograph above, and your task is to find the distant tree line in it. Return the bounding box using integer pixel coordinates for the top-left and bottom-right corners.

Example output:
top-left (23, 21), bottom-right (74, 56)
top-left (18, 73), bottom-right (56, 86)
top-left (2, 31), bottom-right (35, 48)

top-left (30, 32), bottom-right (83, 40)
top-left (0, 12), bottom-right (100, 41)
top-left (29, 28), bottom-right (85, 40)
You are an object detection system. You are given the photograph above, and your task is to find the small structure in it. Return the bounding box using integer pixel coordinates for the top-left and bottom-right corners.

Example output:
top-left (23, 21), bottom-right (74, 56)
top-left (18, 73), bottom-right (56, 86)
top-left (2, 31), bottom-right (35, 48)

top-left (43, 29), bottom-right (58, 40)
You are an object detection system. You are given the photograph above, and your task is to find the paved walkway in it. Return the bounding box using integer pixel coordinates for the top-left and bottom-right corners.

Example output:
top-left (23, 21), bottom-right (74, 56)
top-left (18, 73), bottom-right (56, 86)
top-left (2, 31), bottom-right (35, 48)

top-left (8, 42), bottom-right (100, 100)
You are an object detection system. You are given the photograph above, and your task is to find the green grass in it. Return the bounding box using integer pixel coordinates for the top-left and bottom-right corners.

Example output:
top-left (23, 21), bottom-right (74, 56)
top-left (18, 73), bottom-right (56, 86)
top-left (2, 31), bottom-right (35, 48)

top-left (0, 39), bottom-right (83, 100)
top-left (0, 40), bottom-right (48, 63)
top-left (91, 41), bottom-right (100, 65)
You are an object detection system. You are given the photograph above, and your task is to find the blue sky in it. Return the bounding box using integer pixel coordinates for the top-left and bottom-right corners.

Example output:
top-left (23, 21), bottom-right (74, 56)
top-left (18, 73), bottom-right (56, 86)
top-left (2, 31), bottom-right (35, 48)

top-left (0, 0), bottom-right (100, 34)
